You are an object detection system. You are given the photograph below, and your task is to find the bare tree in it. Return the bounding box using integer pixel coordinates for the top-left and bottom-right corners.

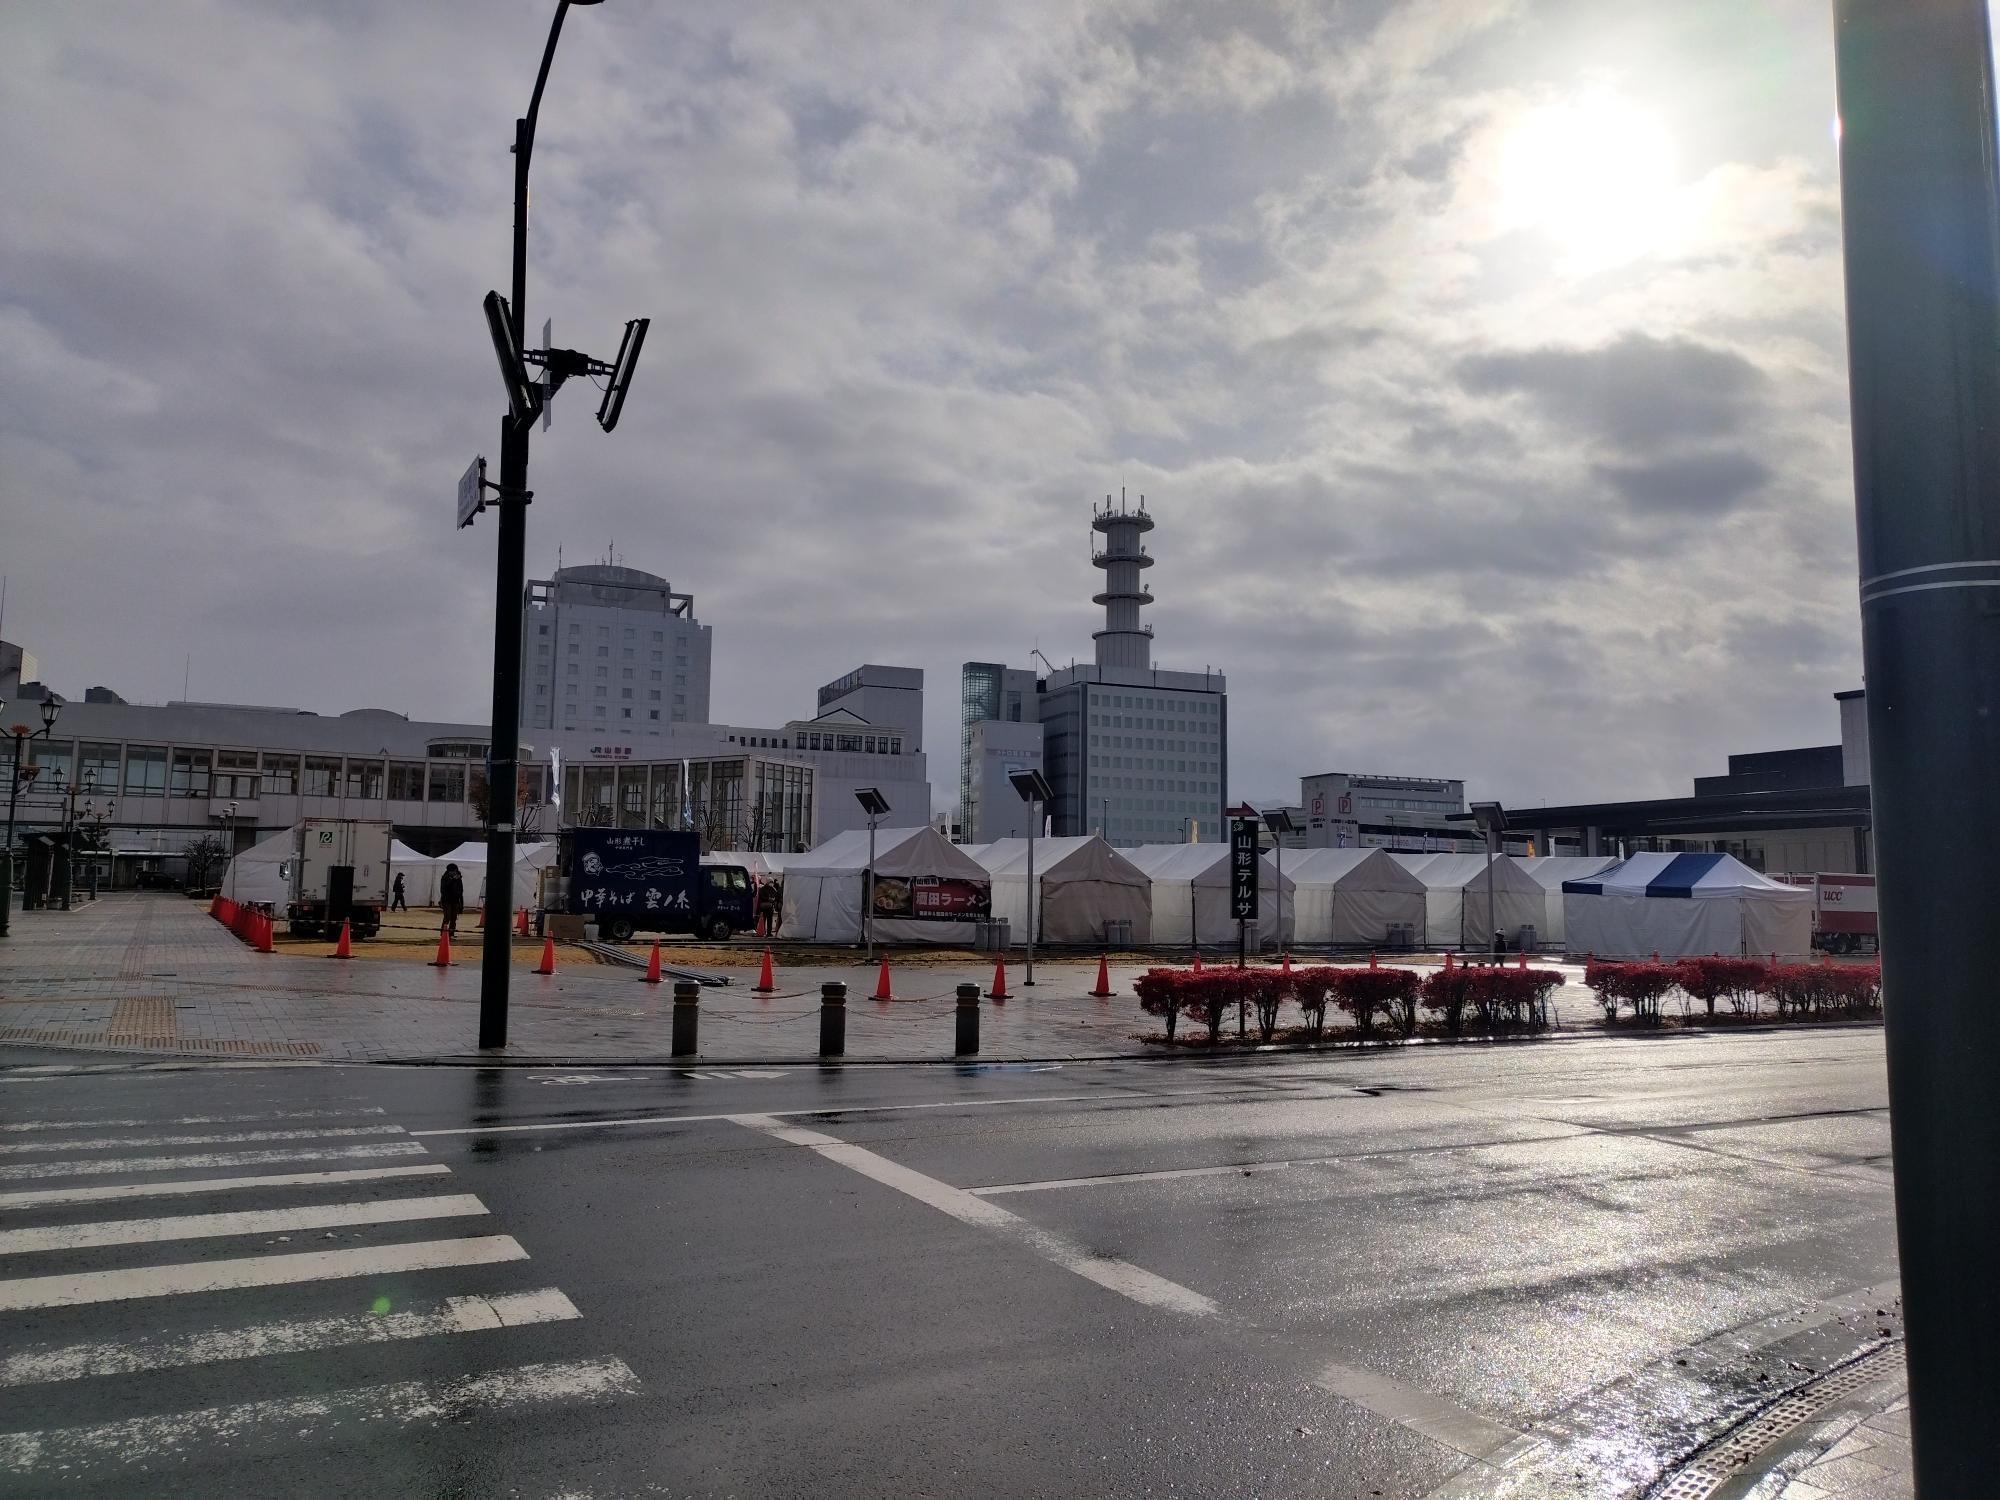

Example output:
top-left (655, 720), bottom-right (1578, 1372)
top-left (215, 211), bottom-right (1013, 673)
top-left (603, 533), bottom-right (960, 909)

top-left (183, 834), bottom-right (226, 891)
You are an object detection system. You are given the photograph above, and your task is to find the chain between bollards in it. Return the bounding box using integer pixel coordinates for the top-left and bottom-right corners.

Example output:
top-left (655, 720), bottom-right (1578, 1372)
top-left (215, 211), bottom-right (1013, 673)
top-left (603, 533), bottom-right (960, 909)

top-left (819, 980), bottom-right (847, 1058)
top-left (671, 979), bottom-right (700, 1057)
top-left (955, 982), bottom-right (980, 1056)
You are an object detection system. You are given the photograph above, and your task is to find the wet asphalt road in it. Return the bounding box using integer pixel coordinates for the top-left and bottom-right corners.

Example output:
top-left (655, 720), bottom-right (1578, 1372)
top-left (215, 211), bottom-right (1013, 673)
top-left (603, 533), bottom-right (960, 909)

top-left (0, 1027), bottom-right (1899, 1497)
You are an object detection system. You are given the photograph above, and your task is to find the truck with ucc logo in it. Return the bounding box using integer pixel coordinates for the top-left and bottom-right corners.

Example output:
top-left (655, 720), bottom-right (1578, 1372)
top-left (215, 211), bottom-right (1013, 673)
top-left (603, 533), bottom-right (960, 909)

top-left (279, 818), bottom-right (393, 939)
top-left (556, 828), bottom-right (755, 942)
top-left (1811, 871), bottom-right (1879, 954)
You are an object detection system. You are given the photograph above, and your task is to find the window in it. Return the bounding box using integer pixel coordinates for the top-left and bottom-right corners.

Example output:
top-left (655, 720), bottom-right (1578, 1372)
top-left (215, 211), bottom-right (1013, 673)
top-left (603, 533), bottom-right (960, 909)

top-left (79, 741), bottom-right (122, 792)
top-left (344, 760), bottom-right (384, 799)
top-left (649, 670), bottom-right (662, 682)
top-left (428, 764), bottom-right (464, 803)
top-left (622, 708), bottom-right (633, 719)
top-left (623, 627), bottom-right (635, 639)
top-left (596, 646), bottom-right (609, 658)
top-left (595, 666), bottom-right (607, 679)
top-left (593, 706), bottom-right (606, 718)
top-left (621, 668), bottom-right (634, 680)
top-left (538, 624), bottom-right (549, 635)
top-left (648, 690), bottom-right (661, 702)
top-left (388, 762), bottom-right (425, 800)
top-left (595, 686), bottom-right (607, 698)
top-left (649, 710), bottom-right (660, 720)
top-left (652, 630), bottom-right (664, 642)
top-left (596, 626), bottom-right (609, 638)
top-left (302, 757), bottom-right (340, 797)
top-left (262, 754), bottom-right (299, 796)
top-left (674, 674), bottom-right (686, 687)
top-left (621, 688), bottom-right (633, 700)
top-left (622, 648), bottom-right (634, 660)
top-left (170, 749), bottom-right (212, 798)
top-left (568, 643), bottom-right (579, 655)
top-left (214, 750), bottom-right (260, 799)
top-left (567, 663), bottom-right (578, 676)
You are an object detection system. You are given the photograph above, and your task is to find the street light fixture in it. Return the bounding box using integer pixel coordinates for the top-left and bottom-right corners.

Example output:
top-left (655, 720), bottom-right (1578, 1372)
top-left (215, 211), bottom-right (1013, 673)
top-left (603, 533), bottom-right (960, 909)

top-left (855, 788), bottom-right (890, 964)
top-left (0, 696), bottom-right (61, 935)
top-left (462, 0), bottom-right (640, 1053)
top-left (1008, 768), bottom-right (1053, 985)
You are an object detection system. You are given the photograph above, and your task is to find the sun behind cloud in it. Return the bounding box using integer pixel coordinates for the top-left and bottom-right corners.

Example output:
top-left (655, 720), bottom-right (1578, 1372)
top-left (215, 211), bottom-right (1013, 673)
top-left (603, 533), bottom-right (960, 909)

top-left (1495, 87), bottom-right (1680, 273)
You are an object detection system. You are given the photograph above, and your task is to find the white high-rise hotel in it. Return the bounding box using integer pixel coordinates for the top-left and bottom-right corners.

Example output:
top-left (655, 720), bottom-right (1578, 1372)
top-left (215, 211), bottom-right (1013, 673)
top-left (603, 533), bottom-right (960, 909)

top-left (960, 496), bottom-right (1228, 846)
top-left (521, 564), bottom-right (714, 736)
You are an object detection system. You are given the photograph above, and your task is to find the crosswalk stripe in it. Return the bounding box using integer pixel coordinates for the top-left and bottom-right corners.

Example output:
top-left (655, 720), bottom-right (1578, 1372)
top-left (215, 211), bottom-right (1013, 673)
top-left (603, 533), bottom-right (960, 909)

top-left (0, 1124), bottom-right (405, 1157)
top-left (0, 1163), bottom-right (452, 1212)
top-left (1, 1287), bottom-right (581, 1387)
top-left (0, 1354), bottom-right (639, 1475)
top-left (0, 1108), bottom-right (387, 1135)
top-left (0, 1234), bottom-right (526, 1311)
top-left (0, 1193), bottom-right (488, 1256)
top-left (0, 1141), bottom-right (428, 1183)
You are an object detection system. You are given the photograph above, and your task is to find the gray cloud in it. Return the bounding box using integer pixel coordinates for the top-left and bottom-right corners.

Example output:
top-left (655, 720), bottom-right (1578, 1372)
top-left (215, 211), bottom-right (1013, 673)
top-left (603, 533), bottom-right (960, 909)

top-left (1594, 450), bottom-right (1772, 515)
top-left (1456, 333), bottom-right (1769, 449)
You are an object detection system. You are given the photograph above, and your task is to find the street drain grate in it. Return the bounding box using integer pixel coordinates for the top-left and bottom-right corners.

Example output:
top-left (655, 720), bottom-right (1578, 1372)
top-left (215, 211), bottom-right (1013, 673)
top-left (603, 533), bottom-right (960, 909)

top-left (1648, 1341), bottom-right (1902, 1499)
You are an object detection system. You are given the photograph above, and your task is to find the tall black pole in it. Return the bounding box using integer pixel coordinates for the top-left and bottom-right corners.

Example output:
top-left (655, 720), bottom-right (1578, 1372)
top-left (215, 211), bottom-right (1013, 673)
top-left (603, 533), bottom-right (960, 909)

top-left (1833, 1), bottom-right (2000, 1487)
top-left (480, 2), bottom-right (574, 1050)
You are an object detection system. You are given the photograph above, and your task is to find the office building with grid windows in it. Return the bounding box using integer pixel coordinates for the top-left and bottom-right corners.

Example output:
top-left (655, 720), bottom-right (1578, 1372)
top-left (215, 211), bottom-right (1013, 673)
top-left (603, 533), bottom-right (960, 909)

top-left (521, 564), bottom-right (713, 740)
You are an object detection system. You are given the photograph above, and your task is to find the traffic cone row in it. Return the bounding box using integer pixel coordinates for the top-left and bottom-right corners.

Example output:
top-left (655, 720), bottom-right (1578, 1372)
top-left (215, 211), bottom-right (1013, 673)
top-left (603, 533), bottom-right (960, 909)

top-left (332, 919), bottom-right (353, 960)
top-left (871, 957), bottom-right (894, 1001)
top-left (987, 958), bottom-right (1011, 1000)
top-left (753, 948), bottom-right (776, 994)
top-left (432, 929), bottom-right (452, 968)
top-left (1089, 953), bottom-right (1114, 998)
top-left (641, 941), bottom-right (663, 984)
top-left (535, 936), bottom-right (557, 975)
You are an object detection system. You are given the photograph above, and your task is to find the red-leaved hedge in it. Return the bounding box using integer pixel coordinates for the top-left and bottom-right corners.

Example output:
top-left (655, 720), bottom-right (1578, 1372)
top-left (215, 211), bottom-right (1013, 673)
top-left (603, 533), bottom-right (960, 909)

top-left (1585, 958), bottom-right (1882, 1022)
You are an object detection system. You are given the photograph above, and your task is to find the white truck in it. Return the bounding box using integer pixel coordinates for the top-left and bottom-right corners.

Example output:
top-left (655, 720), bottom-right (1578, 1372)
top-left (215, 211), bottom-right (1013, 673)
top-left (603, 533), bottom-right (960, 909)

top-left (281, 818), bottom-right (393, 939)
top-left (1812, 871), bottom-right (1879, 955)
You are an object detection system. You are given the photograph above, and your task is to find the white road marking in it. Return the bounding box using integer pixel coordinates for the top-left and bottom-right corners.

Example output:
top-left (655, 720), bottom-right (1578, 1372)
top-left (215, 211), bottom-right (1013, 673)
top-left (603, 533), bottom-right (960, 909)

top-left (0, 1124), bottom-right (405, 1156)
top-left (0, 1140), bottom-right (427, 1182)
top-left (0, 1108), bottom-right (387, 1135)
top-left (411, 1090), bottom-right (1133, 1137)
top-left (0, 1163), bottom-right (452, 1212)
top-left (0, 1192), bottom-right (488, 1256)
top-left (972, 1160), bottom-right (1299, 1196)
top-left (1, 1287), bottom-right (581, 1387)
top-left (0, 1234), bottom-right (527, 1312)
top-left (1313, 1360), bottom-right (1528, 1462)
top-left (0, 1354), bottom-right (639, 1476)
top-left (729, 1114), bottom-right (1218, 1318)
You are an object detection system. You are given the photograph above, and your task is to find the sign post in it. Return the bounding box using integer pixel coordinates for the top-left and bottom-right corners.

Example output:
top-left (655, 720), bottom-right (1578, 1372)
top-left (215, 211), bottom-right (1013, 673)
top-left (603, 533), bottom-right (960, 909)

top-left (1230, 816), bottom-right (1260, 971)
top-left (456, 456), bottom-right (487, 530)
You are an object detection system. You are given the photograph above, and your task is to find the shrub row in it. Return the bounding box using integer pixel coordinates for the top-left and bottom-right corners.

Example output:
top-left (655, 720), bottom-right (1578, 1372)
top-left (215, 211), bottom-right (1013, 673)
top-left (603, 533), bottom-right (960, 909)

top-left (1135, 965), bottom-right (1562, 1045)
top-left (1584, 957), bottom-right (1882, 1022)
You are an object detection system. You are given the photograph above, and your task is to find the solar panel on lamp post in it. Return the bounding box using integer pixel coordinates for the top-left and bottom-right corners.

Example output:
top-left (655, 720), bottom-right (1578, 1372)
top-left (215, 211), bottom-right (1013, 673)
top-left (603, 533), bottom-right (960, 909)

top-left (1009, 769), bottom-right (1054, 985)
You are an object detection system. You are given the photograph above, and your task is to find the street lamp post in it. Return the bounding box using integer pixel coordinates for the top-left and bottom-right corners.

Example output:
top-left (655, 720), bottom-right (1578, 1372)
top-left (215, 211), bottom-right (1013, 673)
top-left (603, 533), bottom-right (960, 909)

top-left (1, 698), bottom-right (62, 933)
top-left (475, 0), bottom-right (611, 1053)
top-left (1831, 2), bottom-right (2000, 1484)
top-left (55, 769), bottom-right (94, 911)
top-left (1261, 808), bottom-right (1294, 952)
top-left (1009, 769), bottom-right (1053, 986)
top-left (1471, 803), bottom-right (1507, 960)
top-left (855, 788), bottom-right (890, 965)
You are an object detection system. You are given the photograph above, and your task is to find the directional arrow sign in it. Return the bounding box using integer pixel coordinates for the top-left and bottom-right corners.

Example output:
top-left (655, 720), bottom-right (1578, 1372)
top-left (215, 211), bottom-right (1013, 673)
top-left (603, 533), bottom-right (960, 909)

top-left (457, 455), bottom-right (487, 530)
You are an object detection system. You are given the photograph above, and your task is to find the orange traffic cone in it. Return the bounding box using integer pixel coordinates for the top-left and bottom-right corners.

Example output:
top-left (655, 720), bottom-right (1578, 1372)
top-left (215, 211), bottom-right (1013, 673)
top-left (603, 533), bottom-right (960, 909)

top-left (535, 936), bottom-right (556, 975)
top-left (755, 913), bottom-right (768, 938)
top-left (1444, 951), bottom-right (1455, 971)
top-left (987, 958), bottom-right (1011, 1000)
top-left (642, 941), bottom-right (663, 984)
top-left (872, 957), bottom-right (894, 1001)
top-left (1090, 954), bottom-right (1114, 998)
top-left (256, 913), bottom-right (274, 954)
top-left (476, 905), bottom-right (486, 930)
top-left (1280, 951), bottom-right (1293, 976)
top-left (333, 919), bottom-right (353, 960)
top-left (1368, 950), bottom-right (1379, 970)
top-left (515, 906), bottom-right (530, 936)
top-left (753, 948), bottom-right (776, 994)
top-left (1191, 949), bottom-right (1204, 973)
top-left (431, 929), bottom-right (452, 968)
top-left (1517, 950), bottom-right (1528, 970)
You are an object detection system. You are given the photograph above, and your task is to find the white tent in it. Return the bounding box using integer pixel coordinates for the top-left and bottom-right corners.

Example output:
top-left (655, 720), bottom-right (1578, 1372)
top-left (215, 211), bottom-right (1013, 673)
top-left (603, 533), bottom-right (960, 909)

top-left (779, 826), bottom-right (992, 945)
top-left (432, 840), bottom-right (558, 907)
top-left (1395, 852), bottom-right (1545, 949)
top-left (220, 827), bottom-right (293, 907)
top-left (703, 850), bottom-right (792, 881)
top-left (390, 841), bottom-right (444, 905)
top-left (1561, 852), bottom-right (1812, 959)
top-left (1125, 843), bottom-right (1295, 949)
top-left (1516, 855), bottom-right (1620, 946)
top-left (966, 836), bottom-right (1152, 947)
top-left (1285, 848), bottom-right (1429, 947)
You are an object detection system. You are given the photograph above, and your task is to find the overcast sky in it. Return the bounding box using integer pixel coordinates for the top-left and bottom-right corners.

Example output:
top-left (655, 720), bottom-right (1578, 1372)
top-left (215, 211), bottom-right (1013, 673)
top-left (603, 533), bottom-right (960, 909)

top-left (2, 0), bottom-right (1877, 810)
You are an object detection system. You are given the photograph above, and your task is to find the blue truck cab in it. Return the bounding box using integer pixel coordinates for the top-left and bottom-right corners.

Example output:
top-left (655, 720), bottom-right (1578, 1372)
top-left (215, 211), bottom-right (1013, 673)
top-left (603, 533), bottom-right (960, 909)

top-left (560, 829), bottom-right (755, 943)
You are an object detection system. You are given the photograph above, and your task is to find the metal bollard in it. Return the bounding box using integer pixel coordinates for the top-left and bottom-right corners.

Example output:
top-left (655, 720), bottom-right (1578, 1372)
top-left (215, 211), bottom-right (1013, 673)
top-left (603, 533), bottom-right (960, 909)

top-left (955, 982), bottom-right (981, 1056)
top-left (671, 979), bottom-right (700, 1057)
top-left (819, 980), bottom-right (847, 1058)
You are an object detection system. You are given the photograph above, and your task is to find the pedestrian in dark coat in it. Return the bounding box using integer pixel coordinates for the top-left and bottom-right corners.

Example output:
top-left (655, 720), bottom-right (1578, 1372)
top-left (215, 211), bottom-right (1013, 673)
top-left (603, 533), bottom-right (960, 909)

top-left (439, 863), bottom-right (464, 936)
top-left (391, 872), bottom-right (408, 912)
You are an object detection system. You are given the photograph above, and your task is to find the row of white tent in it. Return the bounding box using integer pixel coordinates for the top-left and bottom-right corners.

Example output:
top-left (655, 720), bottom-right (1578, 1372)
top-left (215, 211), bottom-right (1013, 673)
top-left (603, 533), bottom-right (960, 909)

top-left (767, 829), bottom-right (1809, 955)
top-left (219, 829), bottom-right (557, 909)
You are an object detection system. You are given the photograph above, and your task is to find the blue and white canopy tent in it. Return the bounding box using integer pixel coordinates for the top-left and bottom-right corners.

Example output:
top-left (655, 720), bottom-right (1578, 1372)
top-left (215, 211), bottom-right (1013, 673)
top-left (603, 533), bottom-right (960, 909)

top-left (1560, 852), bottom-right (1812, 959)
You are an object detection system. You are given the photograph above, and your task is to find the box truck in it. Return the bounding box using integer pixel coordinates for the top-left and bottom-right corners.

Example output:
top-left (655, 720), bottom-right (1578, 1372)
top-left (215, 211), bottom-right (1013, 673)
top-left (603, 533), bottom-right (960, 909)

top-left (1812, 871), bottom-right (1879, 954)
top-left (280, 818), bottom-right (393, 939)
top-left (558, 828), bottom-right (755, 942)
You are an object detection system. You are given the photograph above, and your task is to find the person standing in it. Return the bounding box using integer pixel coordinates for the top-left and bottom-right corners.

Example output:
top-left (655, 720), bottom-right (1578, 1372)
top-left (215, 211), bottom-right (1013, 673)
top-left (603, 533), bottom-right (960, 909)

top-left (439, 863), bottom-right (464, 937)
top-left (390, 872), bottom-right (408, 912)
